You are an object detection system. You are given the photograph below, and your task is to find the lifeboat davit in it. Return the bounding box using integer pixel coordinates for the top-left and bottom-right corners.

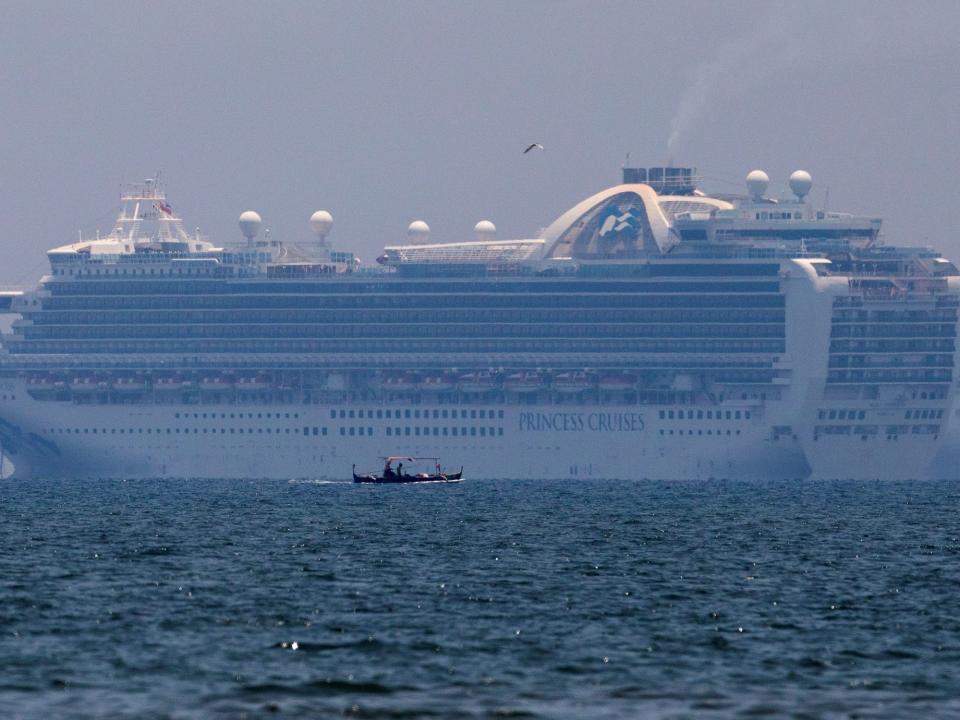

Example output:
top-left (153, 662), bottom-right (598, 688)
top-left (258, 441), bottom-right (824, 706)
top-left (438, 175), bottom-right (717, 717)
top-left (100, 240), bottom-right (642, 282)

top-left (422, 374), bottom-right (456, 392)
top-left (504, 371), bottom-right (543, 394)
top-left (237, 373), bottom-right (272, 392)
top-left (199, 375), bottom-right (234, 392)
top-left (383, 373), bottom-right (420, 393)
top-left (553, 371), bottom-right (593, 394)
top-left (598, 373), bottom-right (637, 392)
top-left (458, 371), bottom-right (496, 394)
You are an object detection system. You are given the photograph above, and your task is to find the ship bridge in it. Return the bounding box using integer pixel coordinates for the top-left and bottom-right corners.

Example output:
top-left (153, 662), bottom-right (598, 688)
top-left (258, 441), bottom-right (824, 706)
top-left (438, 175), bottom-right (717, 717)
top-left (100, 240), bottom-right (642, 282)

top-left (0, 291), bottom-right (22, 313)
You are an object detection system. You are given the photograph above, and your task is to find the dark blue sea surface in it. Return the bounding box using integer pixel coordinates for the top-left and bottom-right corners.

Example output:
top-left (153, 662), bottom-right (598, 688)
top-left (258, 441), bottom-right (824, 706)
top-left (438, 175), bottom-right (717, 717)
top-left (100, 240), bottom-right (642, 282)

top-left (1, 478), bottom-right (959, 719)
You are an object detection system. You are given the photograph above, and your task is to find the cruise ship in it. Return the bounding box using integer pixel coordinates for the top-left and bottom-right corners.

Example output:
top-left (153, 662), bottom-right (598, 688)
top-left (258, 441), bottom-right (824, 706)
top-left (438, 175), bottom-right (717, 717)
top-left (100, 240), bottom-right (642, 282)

top-left (0, 167), bottom-right (957, 481)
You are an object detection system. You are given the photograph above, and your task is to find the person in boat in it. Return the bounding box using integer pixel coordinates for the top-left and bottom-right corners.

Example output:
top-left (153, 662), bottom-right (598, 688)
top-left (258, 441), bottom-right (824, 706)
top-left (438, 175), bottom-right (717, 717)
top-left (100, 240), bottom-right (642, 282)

top-left (383, 459), bottom-right (396, 480)
top-left (397, 462), bottom-right (404, 478)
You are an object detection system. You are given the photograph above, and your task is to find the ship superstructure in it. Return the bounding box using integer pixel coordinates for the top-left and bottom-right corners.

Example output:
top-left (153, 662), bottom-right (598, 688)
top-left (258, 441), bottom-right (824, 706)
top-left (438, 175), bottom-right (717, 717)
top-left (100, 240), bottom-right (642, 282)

top-left (0, 169), bottom-right (957, 480)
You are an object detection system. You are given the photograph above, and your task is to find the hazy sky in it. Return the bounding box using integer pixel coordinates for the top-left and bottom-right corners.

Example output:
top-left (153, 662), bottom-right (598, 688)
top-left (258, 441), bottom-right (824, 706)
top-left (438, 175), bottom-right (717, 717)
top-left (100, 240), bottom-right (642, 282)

top-left (1, 0), bottom-right (958, 284)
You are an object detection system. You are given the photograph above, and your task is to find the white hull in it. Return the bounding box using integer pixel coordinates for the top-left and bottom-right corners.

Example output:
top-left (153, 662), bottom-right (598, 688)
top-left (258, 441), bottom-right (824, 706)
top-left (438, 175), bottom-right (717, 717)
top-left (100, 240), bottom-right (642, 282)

top-left (0, 384), bottom-right (811, 481)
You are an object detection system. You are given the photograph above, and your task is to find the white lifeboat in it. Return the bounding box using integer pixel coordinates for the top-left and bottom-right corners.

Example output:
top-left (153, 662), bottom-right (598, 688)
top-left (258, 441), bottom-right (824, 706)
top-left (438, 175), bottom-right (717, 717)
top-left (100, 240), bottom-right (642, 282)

top-left (505, 371), bottom-right (543, 394)
top-left (598, 373), bottom-right (637, 392)
top-left (113, 376), bottom-right (147, 393)
top-left (70, 376), bottom-right (101, 394)
top-left (383, 373), bottom-right (420, 393)
top-left (553, 371), bottom-right (593, 394)
top-left (199, 375), bottom-right (234, 392)
top-left (237, 373), bottom-right (272, 392)
top-left (422, 374), bottom-right (456, 392)
top-left (27, 375), bottom-right (58, 393)
top-left (155, 375), bottom-right (184, 392)
top-left (458, 371), bottom-right (496, 394)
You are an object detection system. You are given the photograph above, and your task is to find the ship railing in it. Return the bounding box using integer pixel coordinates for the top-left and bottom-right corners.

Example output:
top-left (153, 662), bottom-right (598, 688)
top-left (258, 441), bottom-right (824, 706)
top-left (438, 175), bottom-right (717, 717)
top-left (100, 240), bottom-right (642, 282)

top-left (0, 352), bottom-right (788, 374)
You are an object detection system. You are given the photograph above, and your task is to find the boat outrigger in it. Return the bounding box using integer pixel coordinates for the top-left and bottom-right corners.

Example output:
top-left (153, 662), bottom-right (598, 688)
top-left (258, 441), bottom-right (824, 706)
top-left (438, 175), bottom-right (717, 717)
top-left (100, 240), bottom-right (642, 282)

top-left (353, 456), bottom-right (463, 484)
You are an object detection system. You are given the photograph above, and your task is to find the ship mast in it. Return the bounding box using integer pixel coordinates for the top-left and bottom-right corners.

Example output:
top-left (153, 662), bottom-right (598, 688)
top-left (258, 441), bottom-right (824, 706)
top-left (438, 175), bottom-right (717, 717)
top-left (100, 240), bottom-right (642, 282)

top-left (114, 175), bottom-right (191, 244)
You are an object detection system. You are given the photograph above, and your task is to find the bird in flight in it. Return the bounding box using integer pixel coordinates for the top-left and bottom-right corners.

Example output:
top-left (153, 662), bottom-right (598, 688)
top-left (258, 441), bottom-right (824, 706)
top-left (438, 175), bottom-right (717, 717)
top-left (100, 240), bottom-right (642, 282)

top-left (523, 143), bottom-right (544, 154)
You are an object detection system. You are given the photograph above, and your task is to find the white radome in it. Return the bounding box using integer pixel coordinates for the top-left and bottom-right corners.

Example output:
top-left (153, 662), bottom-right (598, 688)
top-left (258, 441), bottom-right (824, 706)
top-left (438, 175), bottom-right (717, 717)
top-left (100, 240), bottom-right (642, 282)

top-left (310, 210), bottom-right (333, 237)
top-left (474, 220), bottom-right (496, 240)
top-left (745, 169), bottom-right (770, 200)
top-left (408, 220), bottom-right (431, 243)
top-left (789, 170), bottom-right (813, 201)
top-left (238, 210), bottom-right (262, 240)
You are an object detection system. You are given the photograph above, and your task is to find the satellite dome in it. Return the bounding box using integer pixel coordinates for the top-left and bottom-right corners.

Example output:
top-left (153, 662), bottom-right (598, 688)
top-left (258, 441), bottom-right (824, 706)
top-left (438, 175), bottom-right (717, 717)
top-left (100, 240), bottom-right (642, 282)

top-left (407, 220), bottom-right (430, 243)
top-left (789, 170), bottom-right (813, 201)
top-left (310, 210), bottom-right (333, 237)
top-left (474, 220), bottom-right (496, 241)
top-left (238, 210), bottom-right (262, 241)
top-left (745, 170), bottom-right (769, 201)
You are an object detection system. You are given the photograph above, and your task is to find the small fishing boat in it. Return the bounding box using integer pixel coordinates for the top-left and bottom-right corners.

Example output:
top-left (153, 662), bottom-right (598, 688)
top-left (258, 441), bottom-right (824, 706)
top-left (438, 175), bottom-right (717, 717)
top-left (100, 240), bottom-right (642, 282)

top-left (353, 456), bottom-right (463, 484)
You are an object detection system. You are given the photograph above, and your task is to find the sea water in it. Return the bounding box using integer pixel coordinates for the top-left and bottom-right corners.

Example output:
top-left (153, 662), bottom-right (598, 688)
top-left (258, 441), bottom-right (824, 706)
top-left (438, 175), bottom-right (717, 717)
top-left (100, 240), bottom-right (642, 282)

top-left (1, 478), bottom-right (959, 718)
